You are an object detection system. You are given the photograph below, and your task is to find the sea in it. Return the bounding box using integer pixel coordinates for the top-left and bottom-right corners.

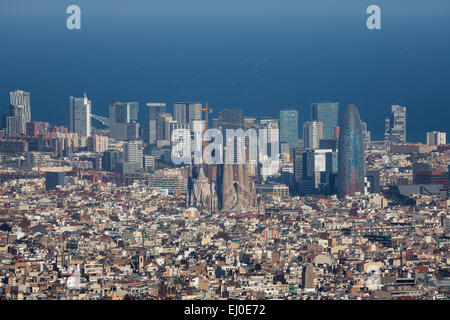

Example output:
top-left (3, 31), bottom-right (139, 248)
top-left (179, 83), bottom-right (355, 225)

top-left (0, 13), bottom-right (449, 142)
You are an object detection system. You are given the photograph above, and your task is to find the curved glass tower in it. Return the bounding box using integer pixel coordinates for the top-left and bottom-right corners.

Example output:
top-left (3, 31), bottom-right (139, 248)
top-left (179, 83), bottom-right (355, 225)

top-left (338, 104), bottom-right (365, 199)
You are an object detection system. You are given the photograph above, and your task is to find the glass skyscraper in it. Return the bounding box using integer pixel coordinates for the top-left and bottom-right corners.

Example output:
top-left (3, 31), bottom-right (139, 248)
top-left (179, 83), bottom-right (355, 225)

top-left (279, 109), bottom-right (299, 149)
top-left (303, 121), bottom-right (323, 150)
top-left (109, 101), bottom-right (140, 141)
top-left (145, 103), bottom-right (166, 145)
top-left (311, 102), bottom-right (339, 140)
top-left (109, 102), bottom-right (139, 123)
top-left (174, 102), bottom-right (202, 124)
top-left (220, 108), bottom-right (244, 133)
top-left (384, 105), bottom-right (406, 144)
top-left (338, 104), bottom-right (365, 199)
top-left (10, 90), bottom-right (31, 125)
top-left (68, 93), bottom-right (91, 137)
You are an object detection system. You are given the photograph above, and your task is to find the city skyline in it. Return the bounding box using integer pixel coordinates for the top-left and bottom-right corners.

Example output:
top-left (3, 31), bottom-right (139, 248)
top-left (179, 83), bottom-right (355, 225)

top-left (1, 1), bottom-right (449, 303)
top-left (2, 88), bottom-right (449, 146)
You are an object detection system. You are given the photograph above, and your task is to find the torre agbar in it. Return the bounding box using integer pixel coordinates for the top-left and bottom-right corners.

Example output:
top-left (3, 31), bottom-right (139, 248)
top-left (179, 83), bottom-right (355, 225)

top-left (338, 104), bottom-right (366, 199)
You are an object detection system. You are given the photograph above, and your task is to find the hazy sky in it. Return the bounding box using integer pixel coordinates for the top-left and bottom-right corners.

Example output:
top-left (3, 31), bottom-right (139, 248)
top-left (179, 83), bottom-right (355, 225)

top-left (1, 0), bottom-right (450, 15)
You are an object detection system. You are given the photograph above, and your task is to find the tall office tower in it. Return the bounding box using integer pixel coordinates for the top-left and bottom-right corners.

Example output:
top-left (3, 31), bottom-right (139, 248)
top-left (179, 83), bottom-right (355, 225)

top-left (220, 109), bottom-right (244, 130)
top-left (325, 151), bottom-right (339, 194)
top-left (303, 121), bottom-right (323, 150)
top-left (338, 104), bottom-right (365, 199)
top-left (211, 117), bottom-right (221, 129)
top-left (293, 148), bottom-right (306, 183)
top-left (102, 150), bottom-right (124, 172)
top-left (259, 118), bottom-right (279, 130)
top-left (385, 105), bottom-right (406, 144)
top-left (10, 90), bottom-right (31, 125)
top-left (173, 102), bottom-right (202, 124)
top-left (68, 94), bottom-right (91, 137)
top-left (293, 148), bottom-right (315, 195)
top-left (157, 113), bottom-right (174, 142)
top-left (279, 109), bottom-right (299, 150)
top-left (124, 140), bottom-right (144, 169)
top-left (244, 117), bottom-right (258, 169)
top-left (311, 102), bottom-right (338, 140)
top-left (259, 118), bottom-right (279, 154)
top-left (304, 150), bottom-right (316, 192)
top-left (171, 122), bottom-right (191, 157)
top-left (145, 103), bottom-right (166, 145)
top-left (314, 149), bottom-right (333, 190)
top-left (2, 105), bottom-right (26, 135)
top-left (109, 101), bottom-right (139, 140)
top-left (280, 162), bottom-right (295, 187)
top-left (426, 131), bottom-right (446, 146)
top-left (189, 103), bottom-right (203, 123)
top-left (221, 109), bottom-right (245, 163)
top-left (110, 102), bottom-right (138, 123)
top-left (361, 122), bottom-right (371, 148)
top-left (365, 170), bottom-right (381, 194)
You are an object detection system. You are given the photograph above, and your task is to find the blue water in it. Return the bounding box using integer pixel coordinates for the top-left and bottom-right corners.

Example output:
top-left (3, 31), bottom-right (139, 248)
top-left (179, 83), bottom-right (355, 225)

top-left (0, 13), bottom-right (449, 142)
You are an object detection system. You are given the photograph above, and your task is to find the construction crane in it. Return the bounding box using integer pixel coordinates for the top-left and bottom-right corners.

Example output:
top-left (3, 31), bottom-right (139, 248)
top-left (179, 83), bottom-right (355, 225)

top-left (194, 102), bottom-right (213, 132)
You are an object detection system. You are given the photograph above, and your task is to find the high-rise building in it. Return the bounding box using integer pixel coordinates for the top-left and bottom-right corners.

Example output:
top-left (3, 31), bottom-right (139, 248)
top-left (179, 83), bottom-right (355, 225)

top-left (145, 103), bottom-right (166, 145)
top-left (170, 122), bottom-right (191, 159)
top-left (303, 121), bottom-right (323, 150)
top-left (174, 102), bottom-right (202, 124)
top-left (319, 139), bottom-right (336, 150)
top-left (361, 122), bottom-right (371, 148)
top-left (124, 140), bottom-right (144, 169)
top-left (259, 118), bottom-right (279, 152)
top-left (10, 90), bottom-right (31, 125)
top-left (45, 172), bottom-right (65, 191)
top-left (385, 105), bottom-right (406, 144)
top-left (157, 113), bottom-right (175, 144)
top-left (211, 117), bottom-right (221, 129)
top-left (365, 170), bottom-right (381, 194)
top-left (220, 109), bottom-right (244, 130)
top-left (293, 148), bottom-right (306, 184)
top-left (2, 104), bottom-right (26, 135)
top-left (279, 109), bottom-right (299, 150)
top-left (311, 102), bottom-right (338, 140)
top-left (143, 155), bottom-right (156, 172)
top-left (338, 104), bottom-right (366, 199)
top-left (102, 150), bottom-right (124, 172)
top-left (109, 102), bottom-right (139, 140)
top-left (426, 131), bottom-right (446, 146)
top-left (259, 118), bottom-right (279, 130)
top-left (293, 148), bottom-right (316, 195)
top-left (68, 94), bottom-right (91, 137)
top-left (109, 101), bottom-right (138, 123)
top-left (220, 109), bottom-right (245, 163)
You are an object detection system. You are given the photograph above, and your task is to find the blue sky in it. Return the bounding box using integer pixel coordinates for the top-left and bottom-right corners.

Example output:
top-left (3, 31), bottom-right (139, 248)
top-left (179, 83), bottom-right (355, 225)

top-left (1, 0), bottom-right (450, 15)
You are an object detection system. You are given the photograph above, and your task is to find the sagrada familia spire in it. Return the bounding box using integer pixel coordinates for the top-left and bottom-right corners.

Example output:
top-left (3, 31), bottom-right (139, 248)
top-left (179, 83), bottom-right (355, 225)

top-left (188, 163), bottom-right (256, 213)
